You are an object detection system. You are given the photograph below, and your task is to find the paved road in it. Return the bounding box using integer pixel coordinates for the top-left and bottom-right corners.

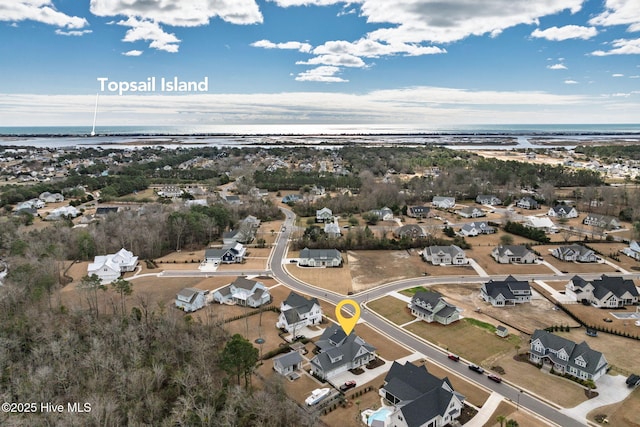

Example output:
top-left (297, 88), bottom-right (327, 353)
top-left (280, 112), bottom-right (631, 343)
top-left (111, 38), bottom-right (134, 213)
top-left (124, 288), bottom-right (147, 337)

top-left (268, 208), bottom-right (594, 427)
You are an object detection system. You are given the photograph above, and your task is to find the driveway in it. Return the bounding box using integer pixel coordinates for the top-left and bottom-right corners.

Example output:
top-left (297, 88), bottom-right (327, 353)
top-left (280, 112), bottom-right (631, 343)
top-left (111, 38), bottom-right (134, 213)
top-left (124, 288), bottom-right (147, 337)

top-left (561, 374), bottom-right (633, 423)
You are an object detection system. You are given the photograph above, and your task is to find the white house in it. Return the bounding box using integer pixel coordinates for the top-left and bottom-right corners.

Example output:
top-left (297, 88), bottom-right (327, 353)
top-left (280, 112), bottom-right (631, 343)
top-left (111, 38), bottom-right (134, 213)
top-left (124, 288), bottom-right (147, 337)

top-left (423, 245), bottom-right (468, 265)
top-left (87, 248), bottom-right (139, 284)
top-left (202, 243), bottom-right (246, 267)
top-left (370, 206), bottom-right (394, 221)
top-left (45, 205), bottom-right (79, 220)
top-left (175, 288), bottom-right (209, 312)
top-left (309, 325), bottom-right (376, 380)
top-left (273, 351), bottom-right (304, 376)
top-left (552, 245), bottom-right (597, 263)
top-left (622, 241), bottom-right (640, 260)
top-left (548, 205), bottom-right (578, 218)
top-left (481, 276), bottom-right (532, 307)
top-left (276, 291), bottom-right (323, 333)
top-left (409, 291), bottom-right (461, 325)
top-left (39, 191), bottom-right (64, 203)
top-left (565, 275), bottom-right (639, 308)
top-left (476, 195), bottom-right (502, 206)
top-left (516, 197), bottom-right (539, 210)
top-left (212, 277), bottom-right (271, 308)
top-left (525, 216), bottom-right (558, 233)
top-left (298, 248), bottom-right (342, 267)
top-left (460, 221), bottom-right (496, 237)
top-left (432, 196), bottom-right (456, 209)
top-left (530, 329), bottom-right (608, 381)
top-left (583, 213), bottom-right (621, 230)
top-left (456, 206), bottom-right (485, 218)
top-left (491, 245), bottom-right (536, 264)
top-left (316, 207), bottom-right (333, 223)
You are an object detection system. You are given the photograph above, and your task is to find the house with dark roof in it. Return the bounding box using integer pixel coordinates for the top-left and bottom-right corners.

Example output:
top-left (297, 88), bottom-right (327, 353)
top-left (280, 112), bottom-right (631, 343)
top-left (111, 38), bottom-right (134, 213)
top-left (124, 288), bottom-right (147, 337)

top-left (202, 243), bottom-right (246, 267)
top-left (407, 205), bottom-right (431, 218)
top-left (393, 224), bottom-right (426, 239)
top-left (409, 291), bottom-right (461, 325)
top-left (309, 324), bottom-right (376, 380)
top-left (222, 215), bottom-right (260, 245)
top-left (273, 351), bottom-right (304, 376)
top-left (95, 206), bottom-right (120, 216)
top-left (380, 361), bottom-right (464, 427)
top-left (583, 213), bottom-right (621, 230)
top-left (516, 196), bottom-right (539, 210)
top-left (460, 221), bottom-right (496, 237)
top-left (423, 245), bottom-right (468, 265)
top-left (476, 195), bottom-right (502, 206)
top-left (530, 329), bottom-right (608, 381)
top-left (298, 248), bottom-right (342, 267)
top-left (496, 325), bottom-right (509, 338)
top-left (552, 244), bottom-right (597, 263)
top-left (282, 194), bottom-right (301, 204)
top-left (481, 275), bottom-right (532, 307)
top-left (565, 275), bottom-right (639, 308)
top-left (491, 245), bottom-right (536, 264)
top-left (212, 277), bottom-right (270, 308)
top-left (370, 206), bottom-right (394, 221)
top-left (175, 288), bottom-right (209, 312)
top-left (548, 205), bottom-right (578, 218)
top-left (276, 291), bottom-right (323, 333)
top-left (456, 206), bottom-right (485, 218)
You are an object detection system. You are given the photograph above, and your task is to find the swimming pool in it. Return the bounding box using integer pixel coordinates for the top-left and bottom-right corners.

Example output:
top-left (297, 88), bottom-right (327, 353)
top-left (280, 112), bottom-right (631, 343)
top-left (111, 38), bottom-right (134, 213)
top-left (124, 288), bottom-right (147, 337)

top-left (367, 407), bottom-right (392, 426)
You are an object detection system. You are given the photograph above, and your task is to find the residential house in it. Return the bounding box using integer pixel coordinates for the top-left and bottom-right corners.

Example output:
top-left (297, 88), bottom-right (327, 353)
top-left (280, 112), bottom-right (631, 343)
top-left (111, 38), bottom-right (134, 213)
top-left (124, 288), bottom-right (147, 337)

top-left (491, 245), bottom-right (536, 264)
top-left (530, 329), bottom-right (608, 381)
top-left (583, 213), bottom-right (621, 230)
top-left (432, 196), bottom-right (456, 209)
top-left (409, 291), bottom-right (462, 325)
top-left (407, 205), bottom-right (431, 218)
top-left (212, 277), bottom-right (271, 308)
top-left (552, 245), bottom-right (598, 263)
top-left (324, 221), bottom-right (342, 238)
top-left (525, 216), bottom-right (558, 233)
top-left (202, 243), bottom-right (246, 266)
top-left (393, 224), bottom-right (426, 239)
top-left (316, 207), bottom-right (333, 223)
top-left (309, 324), bottom-right (376, 380)
top-left (39, 191), bottom-right (64, 203)
top-left (224, 195), bottom-right (242, 205)
top-left (222, 215), bottom-right (260, 244)
top-left (456, 206), bottom-right (486, 218)
top-left (621, 241), bottom-right (640, 260)
top-left (476, 195), bottom-right (502, 206)
top-left (95, 206), bottom-right (120, 216)
top-left (16, 198), bottom-right (44, 210)
top-left (516, 197), bottom-right (539, 210)
top-left (423, 245), bottom-right (468, 265)
top-left (370, 206), bottom-right (394, 221)
top-left (157, 186), bottom-right (183, 198)
top-left (45, 205), bottom-right (79, 220)
top-left (87, 248), bottom-right (139, 284)
top-left (175, 288), bottom-right (209, 312)
top-left (276, 291), bottom-right (323, 333)
top-left (282, 194), bottom-right (301, 204)
top-left (548, 205), bottom-right (578, 218)
top-left (298, 248), bottom-right (342, 267)
top-left (273, 351), bottom-right (304, 376)
top-left (565, 275), bottom-right (639, 308)
top-left (460, 221), bottom-right (496, 237)
top-left (481, 275), bottom-right (532, 306)
top-left (380, 361), bottom-right (464, 427)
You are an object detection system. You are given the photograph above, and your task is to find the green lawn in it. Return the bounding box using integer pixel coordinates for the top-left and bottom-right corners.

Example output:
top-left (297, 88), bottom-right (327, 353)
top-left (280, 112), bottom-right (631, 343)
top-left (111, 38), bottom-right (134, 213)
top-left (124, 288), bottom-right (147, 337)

top-left (405, 318), bottom-right (522, 365)
top-left (367, 296), bottom-right (415, 325)
top-left (399, 286), bottom-right (429, 297)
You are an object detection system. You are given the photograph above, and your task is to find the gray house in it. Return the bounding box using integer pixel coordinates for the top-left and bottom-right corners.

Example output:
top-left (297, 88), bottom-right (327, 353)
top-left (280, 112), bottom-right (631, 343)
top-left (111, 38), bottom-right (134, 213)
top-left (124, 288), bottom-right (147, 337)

top-left (276, 291), bottom-right (323, 333)
top-left (394, 224), bottom-right (426, 239)
top-left (460, 221), bottom-right (496, 237)
top-left (432, 196), bottom-right (456, 209)
top-left (583, 213), bottom-right (621, 230)
top-left (565, 275), bottom-right (639, 308)
top-left (222, 215), bottom-right (261, 244)
top-left (476, 195), bottom-right (502, 205)
top-left (407, 205), bottom-right (431, 218)
top-left (175, 288), bottom-right (209, 312)
top-left (212, 277), bottom-right (270, 308)
top-left (203, 243), bottom-right (246, 265)
top-left (481, 275), bottom-right (532, 306)
top-left (309, 324), bottom-right (376, 380)
top-left (409, 291), bottom-right (461, 325)
top-left (298, 248), bottom-right (342, 267)
top-left (316, 207), bottom-right (333, 223)
top-left (273, 351), bottom-right (304, 376)
top-left (456, 206), bottom-right (485, 218)
top-left (516, 197), bottom-right (539, 210)
top-left (530, 329), bottom-right (608, 381)
top-left (552, 244), bottom-right (597, 263)
top-left (491, 245), bottom-right (536, 264)
top-left (380, 361), bottom-right (464, 427)
top-left (423, 245), bottom-right (468, 265)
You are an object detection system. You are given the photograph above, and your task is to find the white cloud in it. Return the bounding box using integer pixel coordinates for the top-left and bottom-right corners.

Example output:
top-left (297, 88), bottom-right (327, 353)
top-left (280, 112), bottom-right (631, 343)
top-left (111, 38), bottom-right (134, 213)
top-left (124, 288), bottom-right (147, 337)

top-left (89, 0), bottom-right (263, 52)
top-left (564, 79), bottom-right (579, 84)
top-left (122, 50), bottom-right (143, 57)
top-left (251, 40), bottom-right (312, 53)
top-left (590, 0), bottom-right (640, 32)
top-left (296, 54), bottom-right (366, 68)
top-left (55, 29), bottom-right (93, 37)
top-left (0, 0), bottom-right (88, 29)
top-left (612, 73), bottom-right (624, 77)
top-left (591, 38), bottom-right (640, 56)
top-left (295, 66), bottom-right (347, 82)
top-left (547, 63), bottom-right (568, 70)
top-left (531, 25), bottom-right (597, 41)
top-left (117, 17), bottom-right (180, 53)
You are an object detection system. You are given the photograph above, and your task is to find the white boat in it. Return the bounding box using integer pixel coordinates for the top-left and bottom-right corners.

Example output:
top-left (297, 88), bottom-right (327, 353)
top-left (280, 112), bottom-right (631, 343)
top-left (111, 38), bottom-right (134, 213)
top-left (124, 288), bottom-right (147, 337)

top-left (305, 387), bottom-right (331, 406)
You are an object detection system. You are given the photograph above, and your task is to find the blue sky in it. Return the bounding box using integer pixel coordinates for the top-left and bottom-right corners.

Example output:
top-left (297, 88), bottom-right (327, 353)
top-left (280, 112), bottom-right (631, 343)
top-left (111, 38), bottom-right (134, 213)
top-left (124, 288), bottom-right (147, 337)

top-left (0, 0), bottom-right (639, 127)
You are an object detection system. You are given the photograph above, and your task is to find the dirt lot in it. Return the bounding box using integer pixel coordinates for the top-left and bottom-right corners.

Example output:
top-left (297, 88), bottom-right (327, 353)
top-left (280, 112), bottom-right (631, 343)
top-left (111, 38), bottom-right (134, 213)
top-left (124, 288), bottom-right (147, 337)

top-left (348, 250), bottom-right (426, 290)
top-left (587, 386), bottom-right (640, 427)
top-left (285, 264), bottom-right (353, 294)
top-left (562, 303), bottom-right (640, 340)
top-left (482, 400), bottom-right (552, 427)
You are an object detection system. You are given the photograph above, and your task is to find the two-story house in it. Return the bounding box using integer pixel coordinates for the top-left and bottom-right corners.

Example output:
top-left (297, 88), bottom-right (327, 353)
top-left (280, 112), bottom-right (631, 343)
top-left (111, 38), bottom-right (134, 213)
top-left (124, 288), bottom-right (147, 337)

top-left (316, 207), bottom-right (333, 223)
top-left (565, 275), bottom-right (639, 307)
top-left (212, 277), bottom-right (271, 308)
top-left (481, 275), bottom-right (532, 307)
top-left (409, 291), bottom-right (462, 325)
top-left (309, 325), bottom-right (376, 381)
top-left (548, 205), bottom-right (578, 218)
top-left (552, 244), bottom-right (597, 263)
top-left (516, 197), bottom-right (539, 210)
top-left (276, 291), bottom-right (323, 333)
top-left (460, 221), bottom-right (496, 237)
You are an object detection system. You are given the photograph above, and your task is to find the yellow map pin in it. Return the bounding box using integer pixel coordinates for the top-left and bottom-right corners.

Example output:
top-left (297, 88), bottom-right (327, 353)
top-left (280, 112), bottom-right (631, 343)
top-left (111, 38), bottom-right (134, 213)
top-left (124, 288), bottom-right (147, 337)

top-left (335, 299), bottom-right (361, 336)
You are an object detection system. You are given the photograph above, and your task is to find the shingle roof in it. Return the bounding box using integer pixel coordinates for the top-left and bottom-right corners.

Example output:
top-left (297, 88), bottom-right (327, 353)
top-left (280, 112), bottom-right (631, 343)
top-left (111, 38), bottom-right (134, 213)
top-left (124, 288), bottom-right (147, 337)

top-left (531, 329), bottom-right (606, 376)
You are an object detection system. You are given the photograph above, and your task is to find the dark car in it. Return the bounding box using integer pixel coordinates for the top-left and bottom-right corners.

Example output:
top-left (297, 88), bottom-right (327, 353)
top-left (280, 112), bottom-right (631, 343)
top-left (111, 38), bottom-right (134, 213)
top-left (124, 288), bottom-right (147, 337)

top-left (469, 364), bottom-right (484, 374)
top-left (487, 374), bottom-right (502, 383)
top-left (339, 380), bottom-right (356, 392)
top-left (447, 353), bottom-right (460, 362)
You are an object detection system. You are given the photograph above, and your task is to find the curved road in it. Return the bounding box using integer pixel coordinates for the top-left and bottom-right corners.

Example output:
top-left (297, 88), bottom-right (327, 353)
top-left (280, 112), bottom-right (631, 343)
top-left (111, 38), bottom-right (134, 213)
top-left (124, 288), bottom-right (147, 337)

top-left (267, 208), bottom-right (600, 427)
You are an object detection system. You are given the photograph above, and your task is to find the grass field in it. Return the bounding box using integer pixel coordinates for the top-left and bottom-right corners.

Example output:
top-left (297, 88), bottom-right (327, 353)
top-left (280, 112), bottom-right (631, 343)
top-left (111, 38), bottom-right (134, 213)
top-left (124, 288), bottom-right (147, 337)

top-left (366, 296), bottom-right (414, 325)
top-left (285, 264), bottom-right (353, 294)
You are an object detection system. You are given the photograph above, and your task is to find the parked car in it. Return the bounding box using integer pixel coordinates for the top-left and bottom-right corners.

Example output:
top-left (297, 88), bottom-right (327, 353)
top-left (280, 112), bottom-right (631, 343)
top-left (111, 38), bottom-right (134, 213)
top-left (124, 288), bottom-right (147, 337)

top-left (487, 374), bottom-right (502, 383)
top-left (339, 380), bottom-right (356, 392)
top-left (469, 364), bottom-right (484, 374)
top-left (447, 353), bottom-right (460, 362)
top-left (586, 328), bottom-right (598, 337)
